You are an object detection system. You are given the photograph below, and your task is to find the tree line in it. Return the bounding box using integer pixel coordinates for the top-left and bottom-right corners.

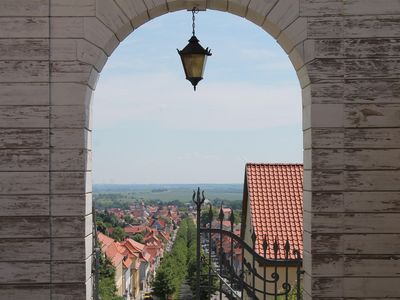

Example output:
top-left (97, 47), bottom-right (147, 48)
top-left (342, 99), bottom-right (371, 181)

top-left (152, 218), bottom-right (217, 299)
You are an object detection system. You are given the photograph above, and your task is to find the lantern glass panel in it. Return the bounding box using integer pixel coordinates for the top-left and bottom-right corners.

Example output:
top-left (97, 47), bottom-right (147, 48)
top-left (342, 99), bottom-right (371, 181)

top-left (182, 54), bottom-right (207, 79)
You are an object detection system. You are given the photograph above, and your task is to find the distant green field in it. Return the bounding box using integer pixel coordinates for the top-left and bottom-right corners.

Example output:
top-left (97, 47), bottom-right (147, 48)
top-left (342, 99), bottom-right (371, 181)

top-left (93, 184), bottom-right (243, 206)
top-left (131, 189), bottom-right (242, 202)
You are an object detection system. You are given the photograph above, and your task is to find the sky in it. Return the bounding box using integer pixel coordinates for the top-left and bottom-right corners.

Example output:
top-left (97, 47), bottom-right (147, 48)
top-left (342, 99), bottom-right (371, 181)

top-left (92, 10), bottom-right (302, 184)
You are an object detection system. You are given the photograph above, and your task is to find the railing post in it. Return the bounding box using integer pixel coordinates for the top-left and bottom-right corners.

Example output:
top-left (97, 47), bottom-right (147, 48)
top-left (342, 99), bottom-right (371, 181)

top-left (219, 204), bottom-right (224, 300)
top-left (251, 231), bottom-right (256, 300)
top-left (230, 209), bottom-right (235, 299)
top-left (193, 187), bottom-right (205, 300)
top-left (208, 204), bottom-right (213, 299)
top-left (262, 236), bottom-right (268, 300)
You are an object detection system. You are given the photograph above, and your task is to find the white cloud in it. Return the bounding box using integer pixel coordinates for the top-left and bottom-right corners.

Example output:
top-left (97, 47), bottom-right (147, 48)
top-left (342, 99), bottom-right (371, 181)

top-left (93, 72), bottom-right (302, 131)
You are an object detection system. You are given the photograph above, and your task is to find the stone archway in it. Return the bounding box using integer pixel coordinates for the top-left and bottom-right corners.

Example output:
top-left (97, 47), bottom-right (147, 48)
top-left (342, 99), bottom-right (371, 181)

top-left (1, 1), bottom-right (400, 299)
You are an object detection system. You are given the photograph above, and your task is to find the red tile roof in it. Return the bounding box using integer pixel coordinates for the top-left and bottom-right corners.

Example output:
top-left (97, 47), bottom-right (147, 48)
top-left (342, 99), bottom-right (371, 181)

top-left (244, 163), bottom-right (303, 259)
top-left (98, 232), bottom-right (124, 267)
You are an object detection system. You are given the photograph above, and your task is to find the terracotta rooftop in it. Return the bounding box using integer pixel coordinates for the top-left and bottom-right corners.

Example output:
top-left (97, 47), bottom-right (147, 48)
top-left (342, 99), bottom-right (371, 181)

top-left (244, 163), bottom-right (303, 259)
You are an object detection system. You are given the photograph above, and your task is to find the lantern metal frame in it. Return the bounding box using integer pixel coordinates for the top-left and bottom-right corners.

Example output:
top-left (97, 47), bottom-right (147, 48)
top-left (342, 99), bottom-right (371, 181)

top-left (177, 7), bottom-right (212, 91)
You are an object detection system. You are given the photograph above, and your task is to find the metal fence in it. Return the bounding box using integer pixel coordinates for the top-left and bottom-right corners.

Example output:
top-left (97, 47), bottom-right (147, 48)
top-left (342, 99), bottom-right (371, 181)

top-left (193, 188), bottom-right (303, 300)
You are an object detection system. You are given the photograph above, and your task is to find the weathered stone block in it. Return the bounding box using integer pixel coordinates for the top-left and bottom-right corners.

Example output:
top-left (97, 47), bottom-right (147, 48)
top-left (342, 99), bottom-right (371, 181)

top-left (51, 105), bottom-right (89, 129)
top-left (344, 103), bottom-right (400, 128)
top-left (0, 17), bottom-right (49, 38)
top-left (51, 193), bottom-right (92, 216)
top-left (0, 195), bottom-right (49, 216)
top-left (344, 234), bottom-right (400, 255)
top-left (0, 61), bottom-right (49, 83)
top-left (304, 191), bottom-right (344, 212)
top-left (344, 15), bottom-right (400, 38)
top-left (52, 235), bottom-right (92, 261)
top-left (0, 83), bottom-right (49, 106)
top-left (52, 283), bottom-right (88, 300)
top-left (51, 149), bottom-right (91, 171)
top-left (344, 149), bottom-right (400, 170)
top-left (0, 285), bottom-right (50, 300)
top-left (344, 128), bottom-right (400, 149)
top-left (51, 215), bottom-right (91, 238)
top-left (115, 0), bottom-right (149, 28)
top-left (0, 39), bottom-right (49, 60)
top-left (344, 255), bottom-right (400, 277)
top-left (227, 0), bottom-right (250, 17)
top-left (304, 232), bottom-right (343, 254)
top-left (343, 191), bottom-right (400, 212)
top-left (0, 149), bottom-right (49, 171)
top-left (304, 211), bottom-right (344, 233)
top-left (144, 0), bottom-right (169, 19)
top-left (303, 104), bottom-right (343, 129)
top-left (0, 129), bottom-right (49, 148)
top-left (0, 217), bottom-right (50, 238)
top-left (277, 17), bottom-right (307, 53)
top-left (344, 213), bottom-right (400, 233)
top-left (343, 277), bottom-right (400, 298)
top-left (50, 172), bottom-right (91, 194)
top-left (0, 262), bottom-right (50, 284)
top-left (344, 79), bottom-right (400, 103)
top-left (344, 0), bottom-right (400, 15)
top-left (299, 0), bottom-right (342, 17)
top-left (52, 259), bottom-right (91, 283)
top-left (268, 0), bottom-right (299, 31)
top-left (96, 0), bottom-right (133, 41)
top-left (51, 82), bottom-right (92, 106)
top-left (246, 0), bottom-right (277, 25)
top-left (0, 239), bottom-right (50, 261)
top-left (0, 106), bottom-right (49, 128)
top-left (50, 128), bottom-right (91, 149)
top-left (304, 251), bottom-right (343, 276)
top-left (0, 171), bottom-right (49, 194)
top-left (0, 0), bottom-right (49, 17)
top-left (302, 81), bottom-right (344, 105)
top-left (51, 0), bottom-right (96, 16)
top-left (304, 148), bottom-right (344, 170)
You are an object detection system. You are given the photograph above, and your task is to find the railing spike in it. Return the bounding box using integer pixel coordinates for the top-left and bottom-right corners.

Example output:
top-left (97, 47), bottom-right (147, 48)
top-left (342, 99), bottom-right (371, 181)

top-left (285, 239), bottom-right (290, 254)
top-left (273, 237), bottom-right (279, 255)
top-left (218, 203), bottom-right (224, 221)
top-left (229, 208), bottom-right (235, 225)
top-left (251, 231), bottom-right (257, 249)
top-left (262, 235), bottom-right (268, 257)
top-left (208, 204), bottom-right (213, 221)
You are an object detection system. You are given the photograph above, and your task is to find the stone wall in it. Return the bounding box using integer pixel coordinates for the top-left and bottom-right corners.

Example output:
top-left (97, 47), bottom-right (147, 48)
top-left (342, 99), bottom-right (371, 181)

top-left (0, 0), bottom-right (399, 299)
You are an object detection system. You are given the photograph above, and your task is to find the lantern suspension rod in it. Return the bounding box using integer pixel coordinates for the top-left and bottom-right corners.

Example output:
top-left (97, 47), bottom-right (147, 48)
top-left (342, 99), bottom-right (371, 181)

top-left (192, 7), bottom-right (199, 37)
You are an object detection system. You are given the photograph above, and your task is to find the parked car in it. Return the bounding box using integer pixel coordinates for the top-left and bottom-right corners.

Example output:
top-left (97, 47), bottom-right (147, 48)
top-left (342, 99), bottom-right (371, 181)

top-left (144, 292), bottom-right (153, 300)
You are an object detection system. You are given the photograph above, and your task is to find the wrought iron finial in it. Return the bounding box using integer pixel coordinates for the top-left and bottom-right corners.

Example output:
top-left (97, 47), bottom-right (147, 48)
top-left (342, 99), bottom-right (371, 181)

top-left (218, 203), bottom-right (224, 221)
top-left (229, 208), bottom-right (235, 225)
top-left (273, 237), bottom-right (279, 256)
top-left (262, 235), bottom-right (268, 257)
top-left (251, 230), bottom-right (257, 247)
top-left (193, 187), bottom-right (205, 208)
top-left (285, 239), bottom-right (290, 256)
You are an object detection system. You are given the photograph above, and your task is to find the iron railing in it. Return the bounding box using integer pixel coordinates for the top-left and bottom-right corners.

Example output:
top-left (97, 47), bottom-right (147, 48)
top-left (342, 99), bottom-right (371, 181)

top-left (193, 188), bottom-right (303, 300)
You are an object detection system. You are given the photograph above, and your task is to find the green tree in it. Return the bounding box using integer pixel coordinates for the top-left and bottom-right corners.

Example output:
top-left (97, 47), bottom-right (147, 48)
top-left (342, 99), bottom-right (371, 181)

top-left (98, 253), bottom-right (124, 300)
top-left (110, 227), bottom-right (126, 242)
top-left (132, 233), bottom-right (144, 243)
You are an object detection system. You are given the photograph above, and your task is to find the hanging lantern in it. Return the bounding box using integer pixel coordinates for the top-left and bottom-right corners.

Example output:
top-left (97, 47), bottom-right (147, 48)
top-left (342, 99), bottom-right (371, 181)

top-left (177, 8), bottom-right (212, 91)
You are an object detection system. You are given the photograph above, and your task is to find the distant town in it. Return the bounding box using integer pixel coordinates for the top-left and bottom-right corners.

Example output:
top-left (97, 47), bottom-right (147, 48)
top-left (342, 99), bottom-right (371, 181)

top-left (94, 185), bottom-right (243, 300)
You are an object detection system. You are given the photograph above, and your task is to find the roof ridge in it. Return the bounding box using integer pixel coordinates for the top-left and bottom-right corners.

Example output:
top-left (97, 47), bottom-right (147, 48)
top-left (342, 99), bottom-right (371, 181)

top-left (246, 162), bottom-right (303, 165)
